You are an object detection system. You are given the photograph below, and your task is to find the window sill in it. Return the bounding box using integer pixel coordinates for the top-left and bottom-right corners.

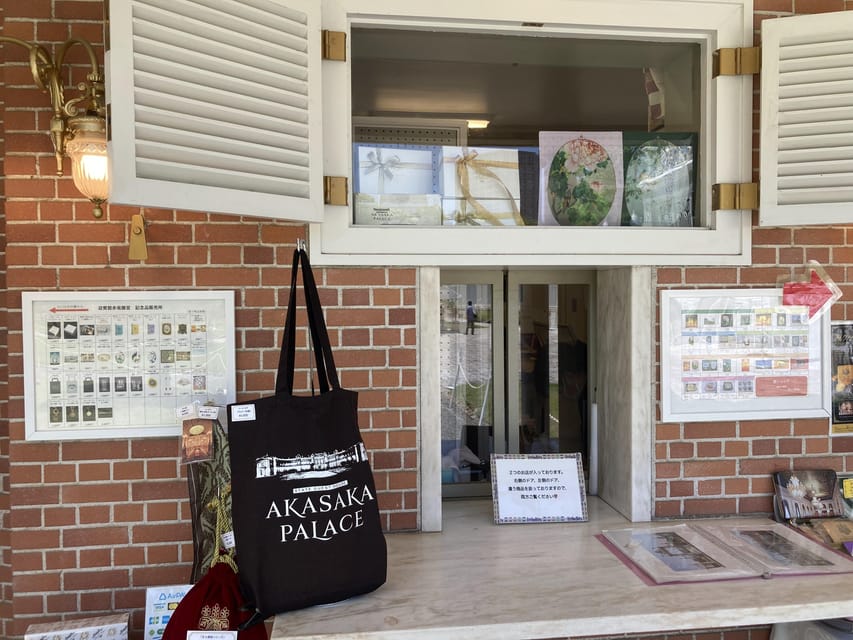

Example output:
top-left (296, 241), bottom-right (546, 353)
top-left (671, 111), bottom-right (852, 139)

top-left (310, 211), bottom-right (753, 267)
top-left (271, 498), bottom-right (853, 639)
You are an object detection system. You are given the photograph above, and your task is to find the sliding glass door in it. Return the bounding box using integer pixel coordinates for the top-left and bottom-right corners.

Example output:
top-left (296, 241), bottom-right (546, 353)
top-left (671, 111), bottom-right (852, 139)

top-left (440, 269), bottom-right (594, 498)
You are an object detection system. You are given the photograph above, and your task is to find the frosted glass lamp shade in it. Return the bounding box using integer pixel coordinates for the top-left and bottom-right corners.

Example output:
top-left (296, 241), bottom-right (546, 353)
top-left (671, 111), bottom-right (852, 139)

top-left (66, 115), bottom-right (110, 218)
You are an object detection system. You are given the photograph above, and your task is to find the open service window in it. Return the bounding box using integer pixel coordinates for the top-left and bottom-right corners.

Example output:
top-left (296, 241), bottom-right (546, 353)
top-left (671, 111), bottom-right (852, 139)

top-left (107, 0), bottom-right (754, 262)
top-left (313, 0), bottom-right (754, 266)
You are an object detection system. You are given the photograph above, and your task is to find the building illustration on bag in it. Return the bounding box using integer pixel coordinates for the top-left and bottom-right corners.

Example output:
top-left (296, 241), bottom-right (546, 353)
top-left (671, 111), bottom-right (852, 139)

top-left (255, 442), bottom-right (368, 479)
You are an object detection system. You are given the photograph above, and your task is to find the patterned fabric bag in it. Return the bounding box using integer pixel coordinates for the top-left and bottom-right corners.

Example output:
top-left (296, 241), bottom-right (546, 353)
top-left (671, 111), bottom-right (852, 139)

top-left (186, 418), bottom-right (232, 583)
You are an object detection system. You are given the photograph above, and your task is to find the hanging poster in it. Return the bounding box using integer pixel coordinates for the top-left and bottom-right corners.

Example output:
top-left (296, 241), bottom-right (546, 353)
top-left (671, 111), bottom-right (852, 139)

top-left (661, 289), bottom-right (830, 423)
top-left (22, 291), bottom-right (235, 441)
top-left (830, 321), bottom-right (853, 435)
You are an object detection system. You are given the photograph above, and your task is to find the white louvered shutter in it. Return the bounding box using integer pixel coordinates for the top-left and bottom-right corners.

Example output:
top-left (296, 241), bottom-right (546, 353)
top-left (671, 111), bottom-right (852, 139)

top-left (759, 10), bottom-right (853, 227)
top-left (106, 0), bottom-right (323, 221)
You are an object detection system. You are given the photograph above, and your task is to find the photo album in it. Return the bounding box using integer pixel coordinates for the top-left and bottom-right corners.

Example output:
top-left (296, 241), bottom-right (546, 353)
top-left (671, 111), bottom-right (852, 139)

top-left (600, 469), bottom-right (853, 584)
top-left (599, 520), bottom-right (853, 585)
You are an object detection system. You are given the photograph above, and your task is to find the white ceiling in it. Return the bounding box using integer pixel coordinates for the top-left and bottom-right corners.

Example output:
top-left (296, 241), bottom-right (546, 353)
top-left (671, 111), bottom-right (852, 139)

top-left (351, 28), bottom-right (697, 143)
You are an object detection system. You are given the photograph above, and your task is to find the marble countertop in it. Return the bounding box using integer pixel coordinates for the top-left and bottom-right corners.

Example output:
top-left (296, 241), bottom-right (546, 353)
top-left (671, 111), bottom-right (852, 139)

top-left (271, 498), bottom-right (853, 640)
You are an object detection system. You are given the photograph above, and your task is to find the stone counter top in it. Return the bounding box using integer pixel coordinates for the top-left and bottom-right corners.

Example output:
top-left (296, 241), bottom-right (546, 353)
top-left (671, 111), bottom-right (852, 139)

top-left (271, 498), bottom-right (853, 640)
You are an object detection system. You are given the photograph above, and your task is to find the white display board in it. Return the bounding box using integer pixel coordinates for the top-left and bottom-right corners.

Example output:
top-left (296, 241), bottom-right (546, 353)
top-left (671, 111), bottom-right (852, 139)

top-left (661, 289), bottom-right (830, 423)
top-left (22, 291), bottom-right (236, 441)
top-left (490, 453), bottom-right (588, 524)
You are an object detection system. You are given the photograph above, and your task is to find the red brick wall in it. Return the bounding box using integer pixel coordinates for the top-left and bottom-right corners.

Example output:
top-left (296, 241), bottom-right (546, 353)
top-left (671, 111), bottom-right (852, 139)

top-left (653, 0), bottom-right (853, 519)
top-left (1, 2), bottom-right (12, 638)
top-left (1, 4), bottom-right (417, 638)
top-left (2, 0), bottom-right (853, 639)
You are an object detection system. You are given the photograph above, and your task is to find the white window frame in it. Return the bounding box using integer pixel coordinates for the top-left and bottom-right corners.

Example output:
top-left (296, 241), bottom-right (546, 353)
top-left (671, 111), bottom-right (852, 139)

top-left (312, 0), bottom-right (754, 267)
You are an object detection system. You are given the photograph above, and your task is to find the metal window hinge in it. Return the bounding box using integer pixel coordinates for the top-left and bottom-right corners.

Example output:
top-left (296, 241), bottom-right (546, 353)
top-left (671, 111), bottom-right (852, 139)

top-left (322, 30), bottom-right (346, 61)
top-left (712, 183), bottom-right (759, 210)
top-left (713, 47), bottom-right (760, 77)
top-left (324, 176), bottom-right (348, 205)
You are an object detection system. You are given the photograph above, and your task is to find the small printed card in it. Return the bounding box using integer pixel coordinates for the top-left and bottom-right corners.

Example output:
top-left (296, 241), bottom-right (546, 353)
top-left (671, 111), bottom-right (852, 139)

top-left (354, 193), bottom-right (442, 225)
top-left (181, 418), bottom-right (214, 464)
top-left (144, 584), bottom-right (191, 640)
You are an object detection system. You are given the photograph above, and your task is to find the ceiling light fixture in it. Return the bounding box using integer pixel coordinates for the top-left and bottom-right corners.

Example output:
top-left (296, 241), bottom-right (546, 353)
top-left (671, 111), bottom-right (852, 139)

top-left (1, 36), bottom-right (109, 218)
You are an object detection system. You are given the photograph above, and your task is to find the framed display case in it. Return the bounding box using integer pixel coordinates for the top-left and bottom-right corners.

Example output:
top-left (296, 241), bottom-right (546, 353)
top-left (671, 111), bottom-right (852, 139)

top-left (22, 290), bottom-right (236, 441)
top-left (661, 288), bottom-right (831, 423)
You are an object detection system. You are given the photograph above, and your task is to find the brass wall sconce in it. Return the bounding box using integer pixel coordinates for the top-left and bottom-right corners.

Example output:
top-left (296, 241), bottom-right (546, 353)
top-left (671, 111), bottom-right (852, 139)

top-left (1, 36), bottom-right (109, 217)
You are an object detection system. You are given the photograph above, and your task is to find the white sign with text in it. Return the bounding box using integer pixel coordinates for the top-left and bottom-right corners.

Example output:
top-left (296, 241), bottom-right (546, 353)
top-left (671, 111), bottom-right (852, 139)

top-left (491, 453), bottom-right (588, 524)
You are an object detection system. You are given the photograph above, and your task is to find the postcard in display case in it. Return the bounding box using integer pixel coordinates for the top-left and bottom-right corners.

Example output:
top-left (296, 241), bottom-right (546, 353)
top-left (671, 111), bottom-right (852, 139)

top-left (621, 132), bottom-right (696, 227)
top-left (771, 469), bottom-right (853, 551)
top-left (830, 321), bottom-right (853, 434)
top-left (661, 288), bottom-right (830, 422)
top-left (772, 469), bottom-right (846, 521)
top-left (441, 146), bottom-right (524, 226)
top-left (23, 290), bottom-right (235, 441)
top-left (538, 131), bottom-right (624, 227)
top-left (352, 143), bottom-right (443, 225)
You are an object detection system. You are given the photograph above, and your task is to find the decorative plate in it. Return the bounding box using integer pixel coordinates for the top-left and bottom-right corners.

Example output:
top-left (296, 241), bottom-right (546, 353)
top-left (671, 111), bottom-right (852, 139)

top-left (546, 137), bottom-right (616, 226)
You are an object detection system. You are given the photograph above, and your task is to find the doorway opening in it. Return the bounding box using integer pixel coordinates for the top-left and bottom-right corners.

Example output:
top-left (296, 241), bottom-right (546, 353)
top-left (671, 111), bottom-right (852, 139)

top-left (440, 270), bottom-right (594, 498)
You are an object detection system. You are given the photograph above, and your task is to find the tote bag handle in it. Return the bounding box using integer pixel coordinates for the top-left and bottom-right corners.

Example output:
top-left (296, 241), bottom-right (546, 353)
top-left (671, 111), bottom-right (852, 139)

top-left (276, 248), bottom-right (340, 395)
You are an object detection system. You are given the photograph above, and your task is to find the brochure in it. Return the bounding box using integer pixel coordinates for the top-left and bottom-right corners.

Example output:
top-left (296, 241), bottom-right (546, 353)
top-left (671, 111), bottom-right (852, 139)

top-left (600, 521), bottom-right (853, 584)
top-left (772, 469), bottom-right (846, 521)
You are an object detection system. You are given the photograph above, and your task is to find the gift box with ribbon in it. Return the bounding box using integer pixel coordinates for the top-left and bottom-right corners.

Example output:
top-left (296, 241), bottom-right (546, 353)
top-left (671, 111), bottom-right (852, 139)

top-left (441, 147), bottom-right (524, 226)
top-left (353, 144), bottom-right (443, 225)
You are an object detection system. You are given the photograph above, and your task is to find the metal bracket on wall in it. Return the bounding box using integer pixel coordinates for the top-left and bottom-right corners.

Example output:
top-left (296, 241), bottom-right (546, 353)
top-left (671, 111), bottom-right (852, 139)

top-left (128, 213), bottom-right (149, 261)
top-left (324, 176), bottom-right (348, 206)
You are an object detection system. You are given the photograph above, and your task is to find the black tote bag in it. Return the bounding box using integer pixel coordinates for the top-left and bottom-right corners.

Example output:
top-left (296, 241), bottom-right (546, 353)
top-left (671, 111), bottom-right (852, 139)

top-left (227, 248), bottom-right (387, 626)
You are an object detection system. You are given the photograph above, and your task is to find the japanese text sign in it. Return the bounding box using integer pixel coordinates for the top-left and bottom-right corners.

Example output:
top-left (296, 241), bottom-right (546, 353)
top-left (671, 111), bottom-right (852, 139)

top-left (491, 453), bottom-right (588, 524)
